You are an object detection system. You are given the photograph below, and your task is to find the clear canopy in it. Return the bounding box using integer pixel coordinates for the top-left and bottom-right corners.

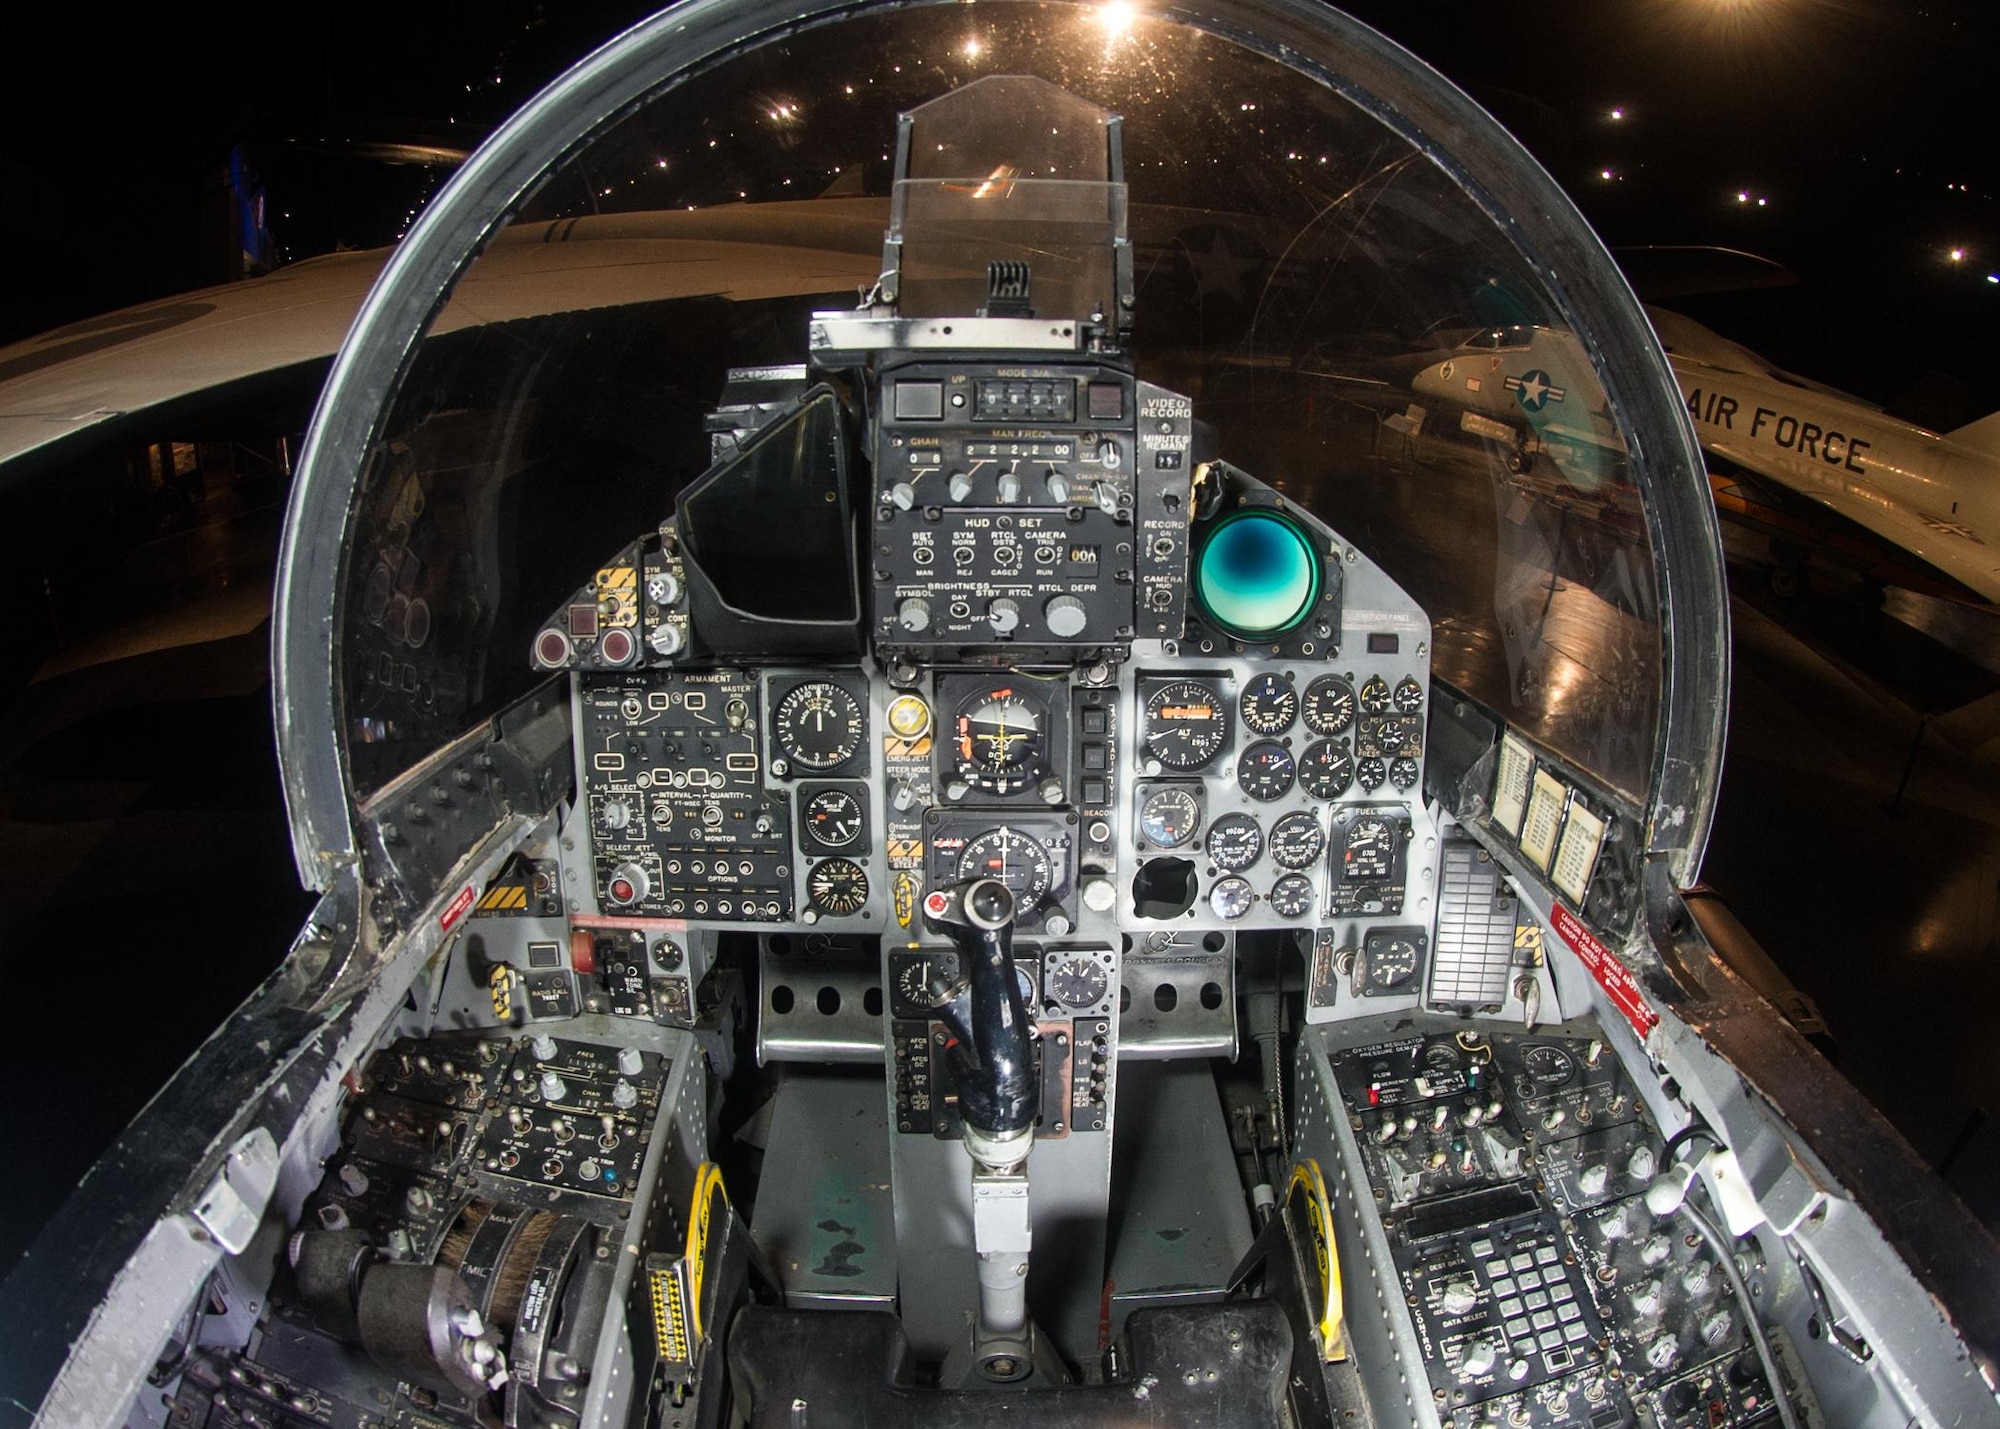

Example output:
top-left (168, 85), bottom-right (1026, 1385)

top-left (275, 0), bottom-right (1724, 929)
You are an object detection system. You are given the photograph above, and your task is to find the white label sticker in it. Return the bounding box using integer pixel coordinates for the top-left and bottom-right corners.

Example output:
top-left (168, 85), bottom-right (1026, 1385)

top-left (1519, 769), bottom-right (1567, 872)
top-left (1552, 800), bottom-right (1608, 905)
top-left (1492, 733), bottom-right (1533, 836)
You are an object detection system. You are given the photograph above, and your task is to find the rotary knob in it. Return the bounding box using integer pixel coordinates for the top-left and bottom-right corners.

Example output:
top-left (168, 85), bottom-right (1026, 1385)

top-left (890, 481), bottom-right (917, 510)
top-left (1044, 594), bottom-right (1088, 638)
top-left (995, 471), bottom-right (1023, 504)
top-left (647, 622), bottom-right (684, 657)
top-left (617, 1046), bottom-right (644, 1076)
top-left (539, 1070), bottom-right (569, 1102)
top-left (898, 598), bottom-right (931, 634)
top-left (1439, 1280), bottom-right (1480, 1316)
top-left (606, 862), bottom-right (650, 908)
top-left (1081, 878), bottom-right (1117, 914)
top-left (611, 1079), bottom-right (639, 1110)
top-left (1458, 1338), bottom-right (1497, 1378)
top-left (948, 470), bottom-right (974, 502)
top-left (988, 598), bottom-right (1021, 634)
top-left (1045, 470), bottom-right (1073, 503)
top-left (600, 798), bottom-right (634, 832)
top-left (531, 1033), bottom-right (559, 1061)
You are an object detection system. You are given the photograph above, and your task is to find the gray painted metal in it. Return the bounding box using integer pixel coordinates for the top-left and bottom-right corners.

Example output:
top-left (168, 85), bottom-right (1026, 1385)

top-left (1104, 1062), bottom-right (1255, 1338)
top-left (751, 1072), bottom-right (900, 1311)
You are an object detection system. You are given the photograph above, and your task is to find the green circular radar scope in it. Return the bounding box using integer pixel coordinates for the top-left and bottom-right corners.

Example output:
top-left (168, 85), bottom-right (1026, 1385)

top-left (1193, 509), bottom-right (1323, 638)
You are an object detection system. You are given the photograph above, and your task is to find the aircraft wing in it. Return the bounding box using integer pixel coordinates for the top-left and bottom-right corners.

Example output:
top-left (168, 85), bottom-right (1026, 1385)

top-left (0, 201), bottom-right (897, 472)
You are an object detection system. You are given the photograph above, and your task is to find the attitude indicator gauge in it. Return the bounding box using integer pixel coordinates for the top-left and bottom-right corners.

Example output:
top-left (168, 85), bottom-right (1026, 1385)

top-left (775, 682), bottom-right (864, 771)
top-left (953, 687), bottom-right (1048, 794)
top-left (1143, 680), bottom-right (1230, 770)
top-left (1238, 673), bottom-right (1299, 735)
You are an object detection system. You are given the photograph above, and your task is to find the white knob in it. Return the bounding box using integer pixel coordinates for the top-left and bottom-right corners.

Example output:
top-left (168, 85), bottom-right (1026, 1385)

top-left (531, 1033), bottom-right (559, 1061)
top-left (612, 1079), bottom-right (639, 1110)
top-left (1440, 1281), bottom-right (1479, 1316)
top-left (540, 1070), bottom-right (568, 1102)
top-left (1082, 879), bottom-right (1116, 914)
top-left (988, 599), bottom-right (1020, 634)
top-left (898, 598), bottom-right (931, 634)
top-left (1044, 594), bottom-right (1088, 638)
top-left (1046, 470), bottom-right (1072, 503)
top-left (601, 799), bottom-right (633, 832)
top-left (948, 471), bottom-right (974, 502)
top-left (1578, 1163), bottom-right (1609, 1197)
top-left (1459, 1338), bottom-right (1497, 1378)
top-left (996, 472), bottom-right (1022, 504)
top-left (647, 622), bottom-right (684, 657)
top-left (890, 482), bottom-right (916, 510)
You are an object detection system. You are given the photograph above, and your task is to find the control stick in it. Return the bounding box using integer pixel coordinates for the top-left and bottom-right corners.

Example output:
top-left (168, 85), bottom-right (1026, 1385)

top-left (923, 878), bottom-right (1046, 1382)
top-left (922, 878), bottom-right (1040, 1169)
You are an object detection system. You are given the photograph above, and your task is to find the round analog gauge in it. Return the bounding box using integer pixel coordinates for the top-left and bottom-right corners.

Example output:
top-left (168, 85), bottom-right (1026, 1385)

top-left (1342, 815), bottom-right (1398, 880)
top-left (1366, 935), bottom-right (1421, 991)
top-left (807, 858), bottom-right (869, 916)
top-left (1139, 787), bottom-right (1201, 849)
top-left (1208, 876), bottom-right (1255, 921)
top-left (1238, 673), bottom-right (1299, 736)
top-left (1394, 677), bottom-right (1424, 714)
top-left (1421, 1039), bottom-right (1463, 1075)
top-left (803, 789), bottom-right (864, 849)
top-left (886, 693), bottom-right (933, 741)
top-left (1520, 1044), bottom-right (1577, 1089)
top-left (1301, 675), bottom-right (1356, 736)
top-left (955, 827), bottom-right (1054, 914)
top-left (1389, 755), bottom-right (1420, 791)
top-left (1046, 953), bottom-right (1110, 1009)
top-left (775, 682), bottom-right (864, 770)
top-left (953, 687), bottom-right (1047, 793)
top-left (1269, 811), bottom-right (1326, 870)
top-left (1358, 674), bottom-right (1393, 714)
top-left (1373, 717), bottom-right (1409, 753)
top-left (1144, 680), bottom-right (1230, 770)
top-left (1297, 740), bottom-right (1354, 800)
top-left (895, 952), bottom-right (954, 1011)
top-left (1237, 740), bottom-right (1297, 801)
top-left (1205, 812), bottom-right (1263, 872)
top-left (1355, 756), bottom-right (1387, 791)
top-left (1268, 873), bottom-right (1314, 919)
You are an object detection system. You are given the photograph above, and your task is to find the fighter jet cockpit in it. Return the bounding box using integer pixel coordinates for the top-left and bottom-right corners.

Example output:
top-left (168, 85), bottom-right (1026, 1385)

top-left (11, 1), bottom-right (1998, 1426)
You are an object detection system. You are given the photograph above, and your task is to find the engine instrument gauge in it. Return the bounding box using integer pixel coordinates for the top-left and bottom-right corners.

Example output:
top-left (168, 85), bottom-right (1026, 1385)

top-left (1356, 756), bottom-right (1387, 791)
top-left (1520, 1044), bottom-right (1578, 1090)
top-left (1269, 811), bottom-right (1325, 870)
top-left (1238, 673), bottom-right (1299, 736)
top-left (1298, 740), bottom-right (1354, 800)
top-left (1301, 675), bottom-right (1356, 736)
top-left (1363, 933), bottom-right (1421, 992)
top-left (1268, 873), bottom-right (1314, 919)
top-left (953, 687), bottom-right (1048, 793)
top-left (775, 681), bottom-right (864, 770)
top-left (1393, 677), bottom-right (1424, 714)
top-left (1046, 953), bottom-right (1110, 1010)
top-left (1205, 813), bottom-right (1263, 871)
top-left (1358, 674), bottom-right (1392, 714)
top-left (807, 858), bottom-right (869, 916)
top-left (1237, 741), bottom-right (1297, 801)
top-left (955, 827), bottom-right (1054, 913)
top-left (1139, 787), bottom-right (1201, 849)
top-left (1389, 755), bottom-right (1420, 791)
top-left (802, 788), bottom-right (864, 849)
top-left (1143, 680), bottom-right (1230, 770)
top-left (1342, 814), bottom-right (1398, 880)
top-left (1208, 876), bottom-right (1255, 921)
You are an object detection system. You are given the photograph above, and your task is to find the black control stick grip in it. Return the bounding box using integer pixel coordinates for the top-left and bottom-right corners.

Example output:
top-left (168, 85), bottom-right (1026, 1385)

top-left (922, 879), bottom-right (1039, 1140)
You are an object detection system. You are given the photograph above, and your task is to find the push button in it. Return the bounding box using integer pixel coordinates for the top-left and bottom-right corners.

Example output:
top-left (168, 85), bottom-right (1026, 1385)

top-left (894, 381), bottom-right (945, 419)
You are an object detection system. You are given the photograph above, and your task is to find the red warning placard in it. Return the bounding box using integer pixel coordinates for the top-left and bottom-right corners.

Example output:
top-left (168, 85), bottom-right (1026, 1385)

top-left (1550, 904), bottom-right (1659, 1038)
